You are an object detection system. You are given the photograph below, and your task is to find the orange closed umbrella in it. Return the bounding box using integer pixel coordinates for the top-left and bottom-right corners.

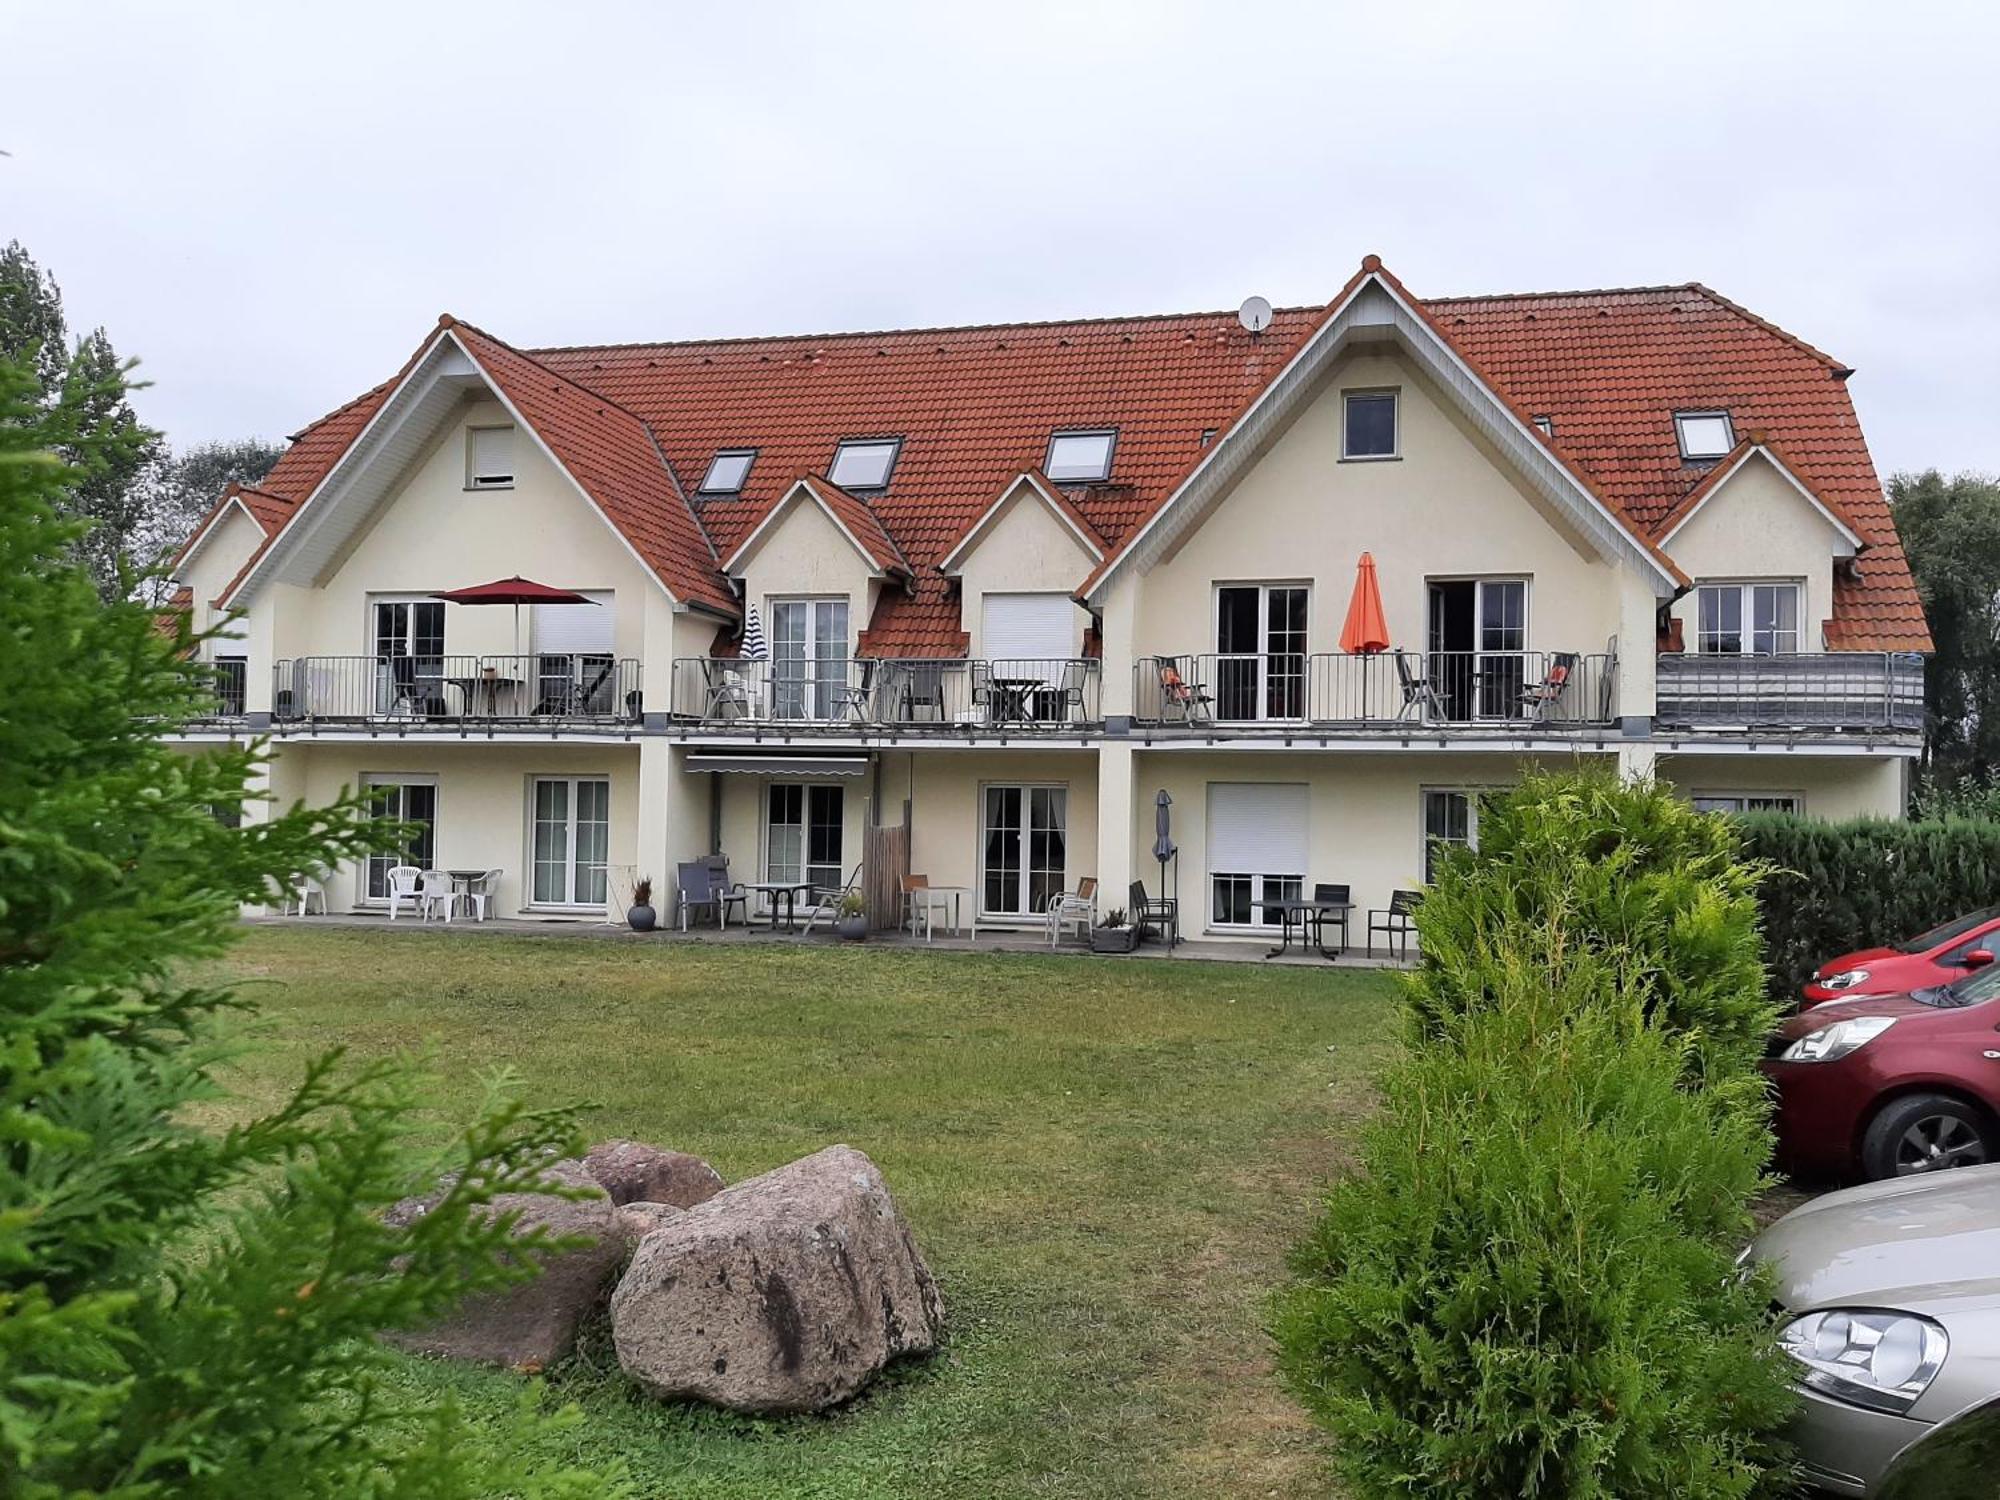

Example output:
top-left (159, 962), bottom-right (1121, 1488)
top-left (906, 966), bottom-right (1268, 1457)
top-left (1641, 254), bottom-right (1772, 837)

top-left (1339, 552), bottom-right (1391, 654)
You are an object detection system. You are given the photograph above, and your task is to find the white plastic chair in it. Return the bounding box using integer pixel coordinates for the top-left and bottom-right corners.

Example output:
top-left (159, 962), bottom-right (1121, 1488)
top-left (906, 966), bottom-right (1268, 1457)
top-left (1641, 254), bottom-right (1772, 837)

top-left (1047, 877), bottom-right (1099, 948)
top-left (418, 869), bottom-right (459, 923)
top-left (464, 868), bottom-right (502, 921)
top-left (385, 864), bottom-right (422, 920)
top-left (290, 874), bottom-right (327, 916)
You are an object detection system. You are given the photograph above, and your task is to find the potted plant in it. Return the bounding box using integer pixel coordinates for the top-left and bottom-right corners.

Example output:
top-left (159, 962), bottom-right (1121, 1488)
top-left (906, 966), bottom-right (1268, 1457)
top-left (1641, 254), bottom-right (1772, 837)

top-left (1091, 908), bottom-right (1138, 954)
top-left (835, 889), bottom-right (869, 941)
top-left (627, 875), bottom-right (658, 932)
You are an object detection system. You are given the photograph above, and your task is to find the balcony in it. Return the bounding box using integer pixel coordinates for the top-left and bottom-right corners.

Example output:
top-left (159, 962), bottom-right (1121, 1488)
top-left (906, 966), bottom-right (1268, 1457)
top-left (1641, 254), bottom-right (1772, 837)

top-left (1655, 652), bottom-right (1923, 732)
top-left (271, 654), bottom-right (642, 731)
top-left (1131, 650), bottom-right (1618, 732)
top-left (668, 657), bottom-right (1102, 733)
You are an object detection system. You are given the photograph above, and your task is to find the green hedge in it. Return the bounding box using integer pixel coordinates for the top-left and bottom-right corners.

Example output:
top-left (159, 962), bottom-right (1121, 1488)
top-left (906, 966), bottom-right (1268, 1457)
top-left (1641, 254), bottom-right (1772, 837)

top-left (1737, 813), bottom-right (2000, 999)
top-left (1276, 771), bottom-right (1796, 1498)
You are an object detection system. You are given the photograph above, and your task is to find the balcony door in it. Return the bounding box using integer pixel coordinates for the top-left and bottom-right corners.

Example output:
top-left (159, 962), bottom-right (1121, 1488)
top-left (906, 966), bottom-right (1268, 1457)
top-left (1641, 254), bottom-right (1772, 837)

top-left (981, 785), bottom-right (1067, 919)
top-left (372, 598), bottom-right (445, 715)
top-left (1426, 578), bottom-right (1527, 720)
top-left (771, 598), bottom-right (849, 721)
top-left (1215, 585), bottom-right (1308, 721)
top-left (530, 776), bottom-right (610, 908)
top-left (1695, 582), bottom-right (1800, 655)
top-left (766, 783), bottom-right (844, 891)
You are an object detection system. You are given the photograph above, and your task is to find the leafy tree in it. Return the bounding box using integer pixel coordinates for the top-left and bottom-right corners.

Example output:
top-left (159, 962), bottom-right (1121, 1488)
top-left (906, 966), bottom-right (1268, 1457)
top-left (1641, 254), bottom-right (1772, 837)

top-left (0, 349), bottom-right (623, 1496)
top-left (0, 239), bottom-right (66, 395)
top-left (133, 436), bottom-right (286, 600)
top-left (1892, 469), bottom-right (2000, 788)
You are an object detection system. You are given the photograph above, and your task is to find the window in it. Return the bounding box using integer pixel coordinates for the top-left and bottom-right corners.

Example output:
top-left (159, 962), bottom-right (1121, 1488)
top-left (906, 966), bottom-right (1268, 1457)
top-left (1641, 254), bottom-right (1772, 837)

top-left (767, 783), bottom-right (844, 892)
top-left (1215, 584), bottom-right (1308, 720)
top-left (467, 425), bottom-right (515, 488)
top-left (1199, 427), bottom-right (1219, 448)
top-left (531, 777), bottom-right (610, 907)
top-left (1426, 578), bottom-right (1529, 719)
top-left (1533, 415), bottom-right (1555, 438)
top-left (1422, 789), bottom-right (1482, 884)
top-left (1342, 390), bottom-right (1398, 459)
top-left (698, 448), bottom-right (756, 495)
top-left (827, 438), bottom-right (901, 490)
top-left (371, 597), bottom-right (446, 715)
top-left (1695, 582), bottom-right (1800, 655)
top-left (362, 776), bottom-right (437, 901)
top-left (770, 597), bottom-right (850, 719)
top-left (981, 785), bottom-right (1068, 917)
top-left (1207, 783), bottom-right (1308, 930)
top-left (1691, 793), bottom-right (1802, 816)
top-left (1044, 429), bottom-right (1116, 484)
top-left (1674, 410), bottom-right (1734, 461)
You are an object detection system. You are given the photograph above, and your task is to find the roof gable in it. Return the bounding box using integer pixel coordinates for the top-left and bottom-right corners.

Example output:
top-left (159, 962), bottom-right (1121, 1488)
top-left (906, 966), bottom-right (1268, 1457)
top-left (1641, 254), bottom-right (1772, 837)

top-left (1655, 434), bottom-right (1864, 553)
top-left (723, 475), bottom-right (910, 578)
top-left (938, 471), bottom-right (1107, 576)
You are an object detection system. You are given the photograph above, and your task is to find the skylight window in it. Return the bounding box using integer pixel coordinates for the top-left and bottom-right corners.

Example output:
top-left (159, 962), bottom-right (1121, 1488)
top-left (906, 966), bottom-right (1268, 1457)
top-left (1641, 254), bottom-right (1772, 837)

top-left (467, 425), bottom-right (515, 489)
top-left (1533, 415), bottom-right (1555, 439)
top-left (1675, 411), bottom-right (1735, 461)
top-left (1045, 429), bottom-right (1116, 484)
top-left (828, 438), bottom-right (901, 490)
top-left (698, 449), bottom-right (756, 495)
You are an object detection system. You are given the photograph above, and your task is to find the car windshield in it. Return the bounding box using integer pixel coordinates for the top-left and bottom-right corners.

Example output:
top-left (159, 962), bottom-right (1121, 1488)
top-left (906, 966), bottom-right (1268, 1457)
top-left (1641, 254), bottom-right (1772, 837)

top-left (1914, 964), bottom-right (2000, 1009)
top-left (1898, 904), bottom-right (2000, 953)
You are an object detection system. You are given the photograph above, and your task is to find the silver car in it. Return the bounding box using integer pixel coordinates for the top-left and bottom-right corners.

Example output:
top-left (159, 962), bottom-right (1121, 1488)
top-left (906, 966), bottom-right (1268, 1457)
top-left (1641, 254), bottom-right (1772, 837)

top-left (1750, 1164), bottom-right (2000, 1495)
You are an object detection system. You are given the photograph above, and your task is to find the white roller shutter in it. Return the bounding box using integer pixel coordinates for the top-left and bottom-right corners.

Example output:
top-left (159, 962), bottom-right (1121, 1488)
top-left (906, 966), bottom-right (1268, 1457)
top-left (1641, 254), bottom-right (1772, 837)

top-left (532, 592), bottom-right (614, 655)
top-left (981, 592), bottom-right (1077, 662)
top-left (1207, 783), bottom-right (1308, 875)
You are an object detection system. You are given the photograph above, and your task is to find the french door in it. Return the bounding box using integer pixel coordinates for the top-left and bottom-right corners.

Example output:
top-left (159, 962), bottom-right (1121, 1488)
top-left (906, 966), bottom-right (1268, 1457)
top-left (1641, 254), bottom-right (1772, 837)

top-left (363, 776), bottom-right (437, 900)
top-left (981, 785), bottom-right (1067, 918)
top-left (771, 599), bottom-right (850, 720)
top-left (1215, 585), bottom-right (1308, 721)
top-left (766, 784), bottom-right (844, 890)
top-left (530, 777), bottom-right (610, 907)
top-left (372, 598), bottom-right (445, 715)
top-left (1426, 579), bottom-right (1528, 720)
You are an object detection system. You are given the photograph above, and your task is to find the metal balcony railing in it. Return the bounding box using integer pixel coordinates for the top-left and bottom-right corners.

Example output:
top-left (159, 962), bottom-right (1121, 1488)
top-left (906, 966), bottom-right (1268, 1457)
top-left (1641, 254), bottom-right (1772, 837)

top-left (668, 657), bottom-right (1101, 730)
top-left (1131, 649), bottom-right (1618, 729)
top-left (271, 654), bottom-right (642, 726)
top-left (1656, 652), bottom-right (1923, 731)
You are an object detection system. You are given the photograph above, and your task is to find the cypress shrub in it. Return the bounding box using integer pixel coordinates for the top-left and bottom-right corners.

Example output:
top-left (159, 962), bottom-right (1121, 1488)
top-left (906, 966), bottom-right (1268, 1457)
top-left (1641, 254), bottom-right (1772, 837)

top-left (1738, 813), bottom-right (2000, 999)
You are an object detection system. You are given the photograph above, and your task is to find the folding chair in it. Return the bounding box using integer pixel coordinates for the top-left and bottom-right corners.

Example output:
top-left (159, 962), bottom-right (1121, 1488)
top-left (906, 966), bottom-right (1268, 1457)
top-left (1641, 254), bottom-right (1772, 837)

top-left (1394, 650), bottom-right (1445, 723)
top-left (1154, 657), bottom-right (1213, 724)
top-left (1518, 652), bottom-right (1578, 724)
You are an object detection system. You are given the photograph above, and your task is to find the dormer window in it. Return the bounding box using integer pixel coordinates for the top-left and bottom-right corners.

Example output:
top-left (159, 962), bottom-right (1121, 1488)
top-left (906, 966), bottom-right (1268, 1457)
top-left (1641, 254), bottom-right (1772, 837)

top-left (1342, 390), bottom-right (1398, 459)
top-left (467, 425), bottom-right (515, 489)
top-left (1045, 428), bottom-right (1117, 484)
top-left (828, 438), bottom-right (901, 491)
top-left (699, 448), bottom-right (756, 495)
top-left (1675, 410), bottom-right (1735, 461)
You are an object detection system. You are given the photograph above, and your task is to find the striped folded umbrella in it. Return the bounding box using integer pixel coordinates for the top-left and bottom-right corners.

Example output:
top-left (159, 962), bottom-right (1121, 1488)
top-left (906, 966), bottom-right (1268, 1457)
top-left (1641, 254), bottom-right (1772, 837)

top-left (740, 604), bottom-right (769, 662)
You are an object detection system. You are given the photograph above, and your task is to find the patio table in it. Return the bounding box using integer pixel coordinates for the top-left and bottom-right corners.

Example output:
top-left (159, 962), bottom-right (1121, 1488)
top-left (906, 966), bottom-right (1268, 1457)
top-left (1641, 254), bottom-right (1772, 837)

top-left (987, 677), bottom-right (1058, 726)
top-left (445, 673), bottom-right (522, 717)
top-left (744, 880), bottom-right (815, 932)
top-left (913, 884), bottom-right (970, 941)
top-left (445, 869), bottom-right (489, 921)
top-left (1257, 898), bottom-right (1348, 961)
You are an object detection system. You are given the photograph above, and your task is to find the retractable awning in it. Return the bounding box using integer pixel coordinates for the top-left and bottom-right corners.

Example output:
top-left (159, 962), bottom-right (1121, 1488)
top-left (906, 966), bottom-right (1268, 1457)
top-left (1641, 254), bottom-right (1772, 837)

top-left (684, 753), bottom-right (871, 777)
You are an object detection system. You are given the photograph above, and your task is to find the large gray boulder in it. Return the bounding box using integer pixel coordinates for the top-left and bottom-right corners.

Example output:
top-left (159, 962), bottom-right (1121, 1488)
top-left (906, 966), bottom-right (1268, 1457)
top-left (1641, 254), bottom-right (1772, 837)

top-left (584, 1139), bottom-right (724, 1208)
top-left (609, 1145), bottom-right (943, 1413)
top-left (384, 1159), bottom-right (624, 1372)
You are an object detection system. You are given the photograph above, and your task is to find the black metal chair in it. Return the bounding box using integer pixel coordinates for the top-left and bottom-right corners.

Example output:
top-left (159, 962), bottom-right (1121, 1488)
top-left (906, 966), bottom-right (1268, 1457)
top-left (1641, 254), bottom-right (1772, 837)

top-left (1367, 889), bottom-right (1421, 961)
top-left (702, 854), bottom-right (750, 926)
top-left (1312, 882), bottom-right (1352, 952)
top-left (1154, 656), bottom-right (1213, 724)
top-left (898, 662), bottom-right (947, 722)
top-left (1394, 650), bottom-right (1444, 722)
top-left (1129, 878), bottom-right (1179, 948)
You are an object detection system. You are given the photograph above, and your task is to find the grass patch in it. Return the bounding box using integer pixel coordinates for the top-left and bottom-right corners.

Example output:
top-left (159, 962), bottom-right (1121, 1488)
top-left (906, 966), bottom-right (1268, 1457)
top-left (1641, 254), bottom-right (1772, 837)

top-left (208, 927), bottom-right (1397, 1498)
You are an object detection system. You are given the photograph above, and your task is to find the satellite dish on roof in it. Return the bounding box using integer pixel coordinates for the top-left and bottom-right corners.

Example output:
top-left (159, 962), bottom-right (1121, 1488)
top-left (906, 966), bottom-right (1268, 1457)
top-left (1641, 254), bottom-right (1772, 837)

top-left (1237, 295), bottom-right (1273, 335)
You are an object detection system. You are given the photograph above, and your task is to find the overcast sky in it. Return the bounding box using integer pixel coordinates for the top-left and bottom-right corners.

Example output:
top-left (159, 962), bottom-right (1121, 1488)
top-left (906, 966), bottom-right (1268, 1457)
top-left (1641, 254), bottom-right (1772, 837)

top-left (6, 0), bottom-right (1996, 480)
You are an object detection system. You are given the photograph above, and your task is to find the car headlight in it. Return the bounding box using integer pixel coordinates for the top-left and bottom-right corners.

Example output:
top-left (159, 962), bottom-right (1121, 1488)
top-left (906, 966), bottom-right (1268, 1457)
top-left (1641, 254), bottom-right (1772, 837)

top-left (1780, 1014), bottom-right (1898, 1063)
top-left (1820, 968), bottom-right (1871, 990)
top-left (1780, 1309), bottom-right (1948, 1414)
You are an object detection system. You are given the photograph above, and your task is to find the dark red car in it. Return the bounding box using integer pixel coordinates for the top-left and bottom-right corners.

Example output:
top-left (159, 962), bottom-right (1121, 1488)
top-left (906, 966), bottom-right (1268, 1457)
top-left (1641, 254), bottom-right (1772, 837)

top-left (1802, 903), bottom-right (2000, 1006)
top-left (1767, 970), bottom-right (2000, 1181)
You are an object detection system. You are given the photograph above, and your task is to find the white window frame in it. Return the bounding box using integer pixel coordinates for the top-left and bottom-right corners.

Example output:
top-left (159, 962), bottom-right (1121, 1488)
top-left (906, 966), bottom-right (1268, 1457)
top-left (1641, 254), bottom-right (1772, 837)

top-left (1690, 792), bottom-right (1803, 816)
top-left (1212, 581), bottom-right (1311, 723)
top-left (1205, 782), bottom-right (1309, 934)
top-left (762, 781), bottom-right (846, 896)
top-left (768, 595), bottom-right (851, 720)
top-left (1420, 786), bottom-right (1493, 885)
top-left (1674, 410), bottom-right (1735, 461)
top-left (827, 437), bottom-right (902, 491)
top-left (977, 782), bottom-right (1069, 920)
top-left (466, 424), bottom-right (516, 489)
top-left (526, 775), bottom-right (611, 910)
top-left (698, 448), bottom-right (756, 495)
top-left (1341, 388), bottom-right (1399, 461)
top-left (359, 772), bottom-right (439, 906)
top-left (1044, 428), bottom-right (1117, 484)
top-left (1694, 580), bottom-right (1802, 655)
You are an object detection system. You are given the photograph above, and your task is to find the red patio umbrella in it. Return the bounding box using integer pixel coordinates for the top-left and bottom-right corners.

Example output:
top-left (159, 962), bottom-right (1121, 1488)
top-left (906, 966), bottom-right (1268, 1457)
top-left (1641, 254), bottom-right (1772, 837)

top-left (432, 576), bottom-right (597, 659)
top-left (1339, 553), bottom-right (1391, 718)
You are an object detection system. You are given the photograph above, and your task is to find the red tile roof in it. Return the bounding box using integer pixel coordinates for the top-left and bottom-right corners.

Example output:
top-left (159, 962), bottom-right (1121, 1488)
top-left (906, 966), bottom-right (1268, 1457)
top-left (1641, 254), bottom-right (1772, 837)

top-left (199, 265), bottom-right (1929, 654)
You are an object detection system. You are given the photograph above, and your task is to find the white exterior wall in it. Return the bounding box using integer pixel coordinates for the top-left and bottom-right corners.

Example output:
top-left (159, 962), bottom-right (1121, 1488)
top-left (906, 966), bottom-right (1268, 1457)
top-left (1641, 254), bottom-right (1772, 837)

top-left (953, 490), bottom-right (1096, 657)
top-left (1663, 454), bottom-right (1850, 649)
top-left (1131, 350), bottom-right (1626, 682)
top-left (1656, 752), bottom-right (1906, 821)
top-left (732, 500), bottom-right (879, 658)
top-left (177, 505), bottom-right (266, 641)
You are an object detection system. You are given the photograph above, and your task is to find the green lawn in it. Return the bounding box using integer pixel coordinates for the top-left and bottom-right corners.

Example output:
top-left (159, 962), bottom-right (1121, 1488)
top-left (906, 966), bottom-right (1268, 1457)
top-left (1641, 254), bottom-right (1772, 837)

top-left (209, 927), bottom-right (1398, 1498)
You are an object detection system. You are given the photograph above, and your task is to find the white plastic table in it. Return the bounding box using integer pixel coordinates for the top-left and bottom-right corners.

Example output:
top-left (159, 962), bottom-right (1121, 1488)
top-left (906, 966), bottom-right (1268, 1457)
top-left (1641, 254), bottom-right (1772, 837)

top-left (913, 885), bottom-right (970, 941)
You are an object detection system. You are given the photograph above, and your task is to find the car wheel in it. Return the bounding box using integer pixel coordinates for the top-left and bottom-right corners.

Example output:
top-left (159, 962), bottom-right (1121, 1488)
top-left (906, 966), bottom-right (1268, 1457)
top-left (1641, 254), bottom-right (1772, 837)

top-left (1861, 1094), bottom-right (2000, 1181)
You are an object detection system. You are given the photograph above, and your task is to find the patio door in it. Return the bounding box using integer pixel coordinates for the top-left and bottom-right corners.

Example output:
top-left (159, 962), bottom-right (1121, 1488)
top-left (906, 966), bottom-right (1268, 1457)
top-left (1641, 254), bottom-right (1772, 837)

top-left (372, 598), bottom-right (445, 714)
top-left (980, 785), bottom-right (1067, 918)
top-left (1215, 585), bottom-right (1307, 721)
top-left (766, 783), bottom-right (844, 890)
top-left (362, 775), bottom-right (437, 901)
top-left (1426, 579), bottom-right (1527, 720)
top-left (771, 599), bottom-right (849, 720)
top-left (530, 776), bottom-right (610, 907)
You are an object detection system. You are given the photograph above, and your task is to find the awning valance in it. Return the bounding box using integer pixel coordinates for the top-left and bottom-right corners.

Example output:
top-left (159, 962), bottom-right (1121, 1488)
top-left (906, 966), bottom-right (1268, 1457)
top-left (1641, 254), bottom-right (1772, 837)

top-left (684, 753), bottom-right (870, 778)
